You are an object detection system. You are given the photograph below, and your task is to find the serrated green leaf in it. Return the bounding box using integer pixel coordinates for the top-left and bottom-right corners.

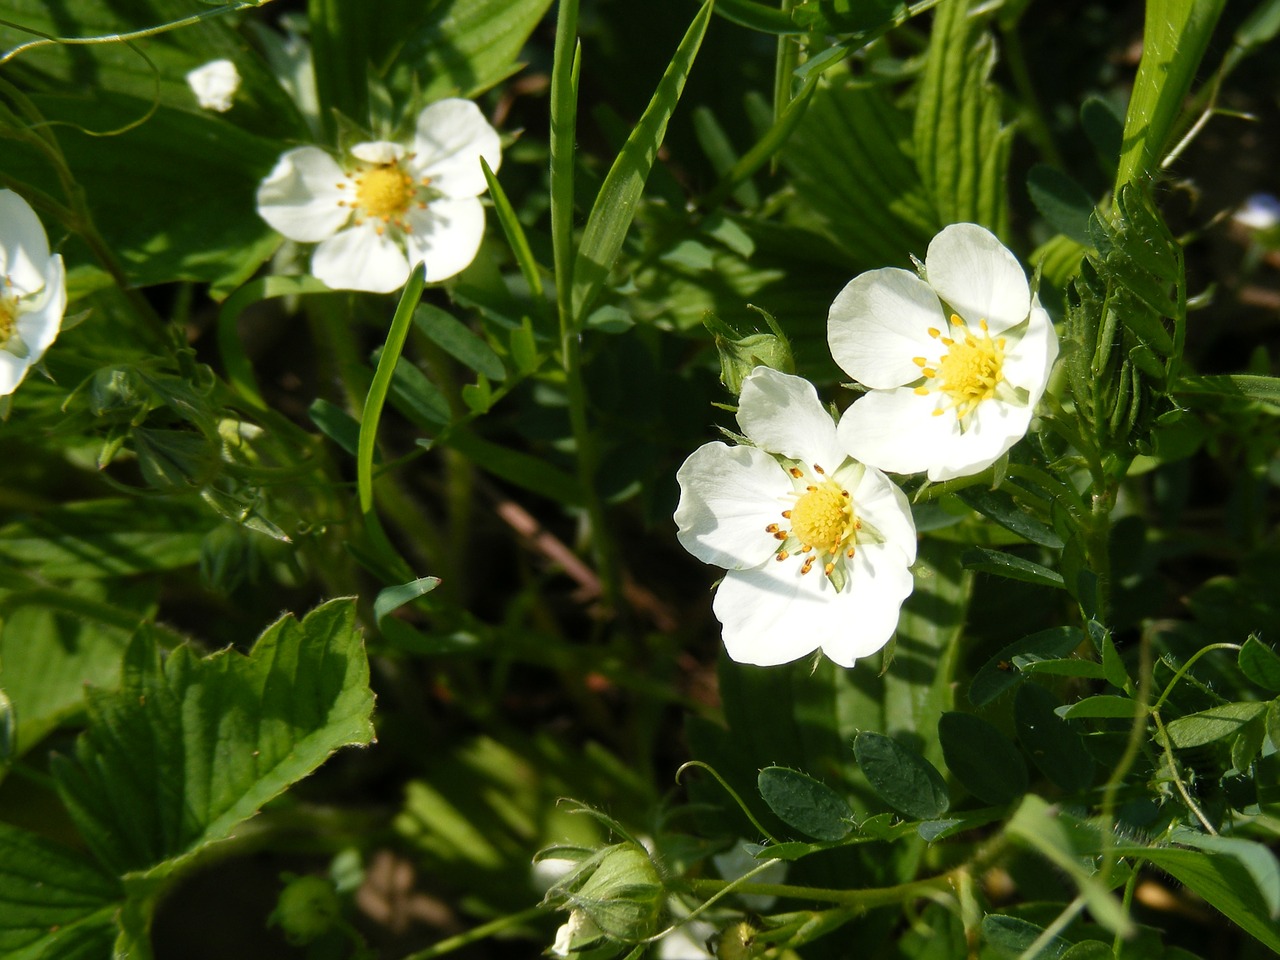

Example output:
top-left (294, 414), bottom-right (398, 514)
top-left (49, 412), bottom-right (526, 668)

top-left (961, 547), bottom-right (1065, 588)
top-left (757, 766), bottom-right (853, 842)
top-left (938, 711), bottom-right (1027, 806)
top-left (1014, 683), bottom-right (1095, 793)
top-left (571, 0), bottom-right (712, 321)
top-left (913, 0), bottom-right (1012, 231)
top-left (1165, 701), bottom-right (1270, 749)
top-left (853, 732), bottom-right (949, 821)
top-left (969, 626), bottom-right (1083, 707)
top-left (0, 822), bottom-right (121, 959)
top-left (51, 600), bottom-right (375, 877)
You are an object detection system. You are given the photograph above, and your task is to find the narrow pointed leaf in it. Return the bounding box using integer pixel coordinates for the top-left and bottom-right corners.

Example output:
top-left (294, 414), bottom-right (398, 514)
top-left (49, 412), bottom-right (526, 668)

top-left (570, 0), bottom-right (713, 321)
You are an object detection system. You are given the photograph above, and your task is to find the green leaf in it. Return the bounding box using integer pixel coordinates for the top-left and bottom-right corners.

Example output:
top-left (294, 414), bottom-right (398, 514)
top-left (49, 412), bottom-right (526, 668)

top-left (756, 766), bottom-right (854, 842)
top-left (1166, 829), bottom-right (1280, 919)
top-left (0, 823), bottom-right (121, 960)
top-left (1239, 637), bottom-right (1280, 692)
top-left (1057, 695), bottom-right (1145, 720)
top-left (782, 74), bottom-right (936, 268)
top-left (913, 0), bottom-right (1013, 231)
top-left (1114, 0), bottom-right (1229, 189)
top-left (0, 587), bottom-right (141, 757)
top-left (853, 732), bottom-right (949, 820)
top-left (383, 0), bottom-right (555, 101)
top-left (9, 95), bottom-right (283, 292)
top-left (1080, 96), bottom-right (1124, 172)
top-left (1006, 796), bottom-right (1133, 936)
top-left (969, 626), bottom-right (1084, 706)
top-left (0, 499), bottom-right (211, 579)
top-left (957, 487), bottom-right (1064, 549)
top-left (1165, 701), bottom-right (1271, 749)
top-left (1175, 374), bottom-right (1280, 405)
top-left (443, 429), bottom-right (585, 506)
top-left (961, 547), bottom-right (1065, 589)
top-left (1016, 658), bottom-right (1106, 680)
top-left (52, 600), bottom-right (375, 877)
top-left (308, 398), bottom-right (365, 458)
top-left (571, 0), bottom-right (713, 321)
top-left (982, 915), bottom-right (1070, 960)
top-left (414, 304), bottom-right (507, 382)
top-left (1027, 164), bottom-right (1096, 247)
top-left (1123, 845), bottom-right (1280, 951)
top-left (1060, 943), bottom-right (1115, 960)
top-left (374, 577), bottom-right (442, 625)
top-left (938, 711), bottom-right (1027, 806)
top-left (1014, 683), bottom-right (1095, 793)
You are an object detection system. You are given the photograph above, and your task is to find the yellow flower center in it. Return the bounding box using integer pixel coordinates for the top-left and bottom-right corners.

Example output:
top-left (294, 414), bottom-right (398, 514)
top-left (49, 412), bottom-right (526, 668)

top-left (913, 313), bottom-right (1006, 422)
top-left (353, 163), bottom-right (416, 222)
top-left (0, 281), bottom-right (19, 347)
top-left (764, 464), bottom-right (861, 580)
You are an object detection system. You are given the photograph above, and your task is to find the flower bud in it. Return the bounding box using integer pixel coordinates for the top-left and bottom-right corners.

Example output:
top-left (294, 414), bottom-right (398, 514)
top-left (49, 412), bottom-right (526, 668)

top-left (269, 875), bottom-right (340, 945)
top-left (702, 309), bottom-right (794, 396)
top-left (543, 842), bottom-right (665, 949)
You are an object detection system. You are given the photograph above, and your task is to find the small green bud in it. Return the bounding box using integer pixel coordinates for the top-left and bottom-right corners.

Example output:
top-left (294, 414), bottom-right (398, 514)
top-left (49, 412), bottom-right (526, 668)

top-left (544, 842), bottom-right (665, 948)
top-left (269, 875), bottom-right (340, 946)
top-left (703, 308), bottom-right (794, 396)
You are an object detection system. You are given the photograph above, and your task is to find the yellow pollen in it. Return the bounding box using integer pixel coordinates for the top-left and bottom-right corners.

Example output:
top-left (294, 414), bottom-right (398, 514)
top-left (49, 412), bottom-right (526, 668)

top-left (0, 282), bottom-right (18, 345)
top-left (788, 480), bottom-right (857, 559)
top-left (915, 313), bottom-right (1007, 422)
top-left (353, 163), bottom-right (416, 222)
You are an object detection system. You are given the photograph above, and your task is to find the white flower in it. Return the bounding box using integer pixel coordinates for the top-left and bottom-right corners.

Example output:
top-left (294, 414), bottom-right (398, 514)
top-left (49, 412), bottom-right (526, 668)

top-left (827, 223), bottom-right (1059, 482)
top-left (674, 367), bottom-right (917, 667)
top-left (185, 59), bottom-right (240, 113)
top-left (0, 190), bottom-right (66, 396)
top-left (1233, 192), bottom-right (1280, 231)
top-left (255, 99), bottom-right (501, 293)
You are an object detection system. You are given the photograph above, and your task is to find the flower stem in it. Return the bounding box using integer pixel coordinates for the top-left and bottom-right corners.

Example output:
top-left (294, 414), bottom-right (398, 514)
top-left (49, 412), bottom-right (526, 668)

top-left (399, 906), bottom-right (547, 960)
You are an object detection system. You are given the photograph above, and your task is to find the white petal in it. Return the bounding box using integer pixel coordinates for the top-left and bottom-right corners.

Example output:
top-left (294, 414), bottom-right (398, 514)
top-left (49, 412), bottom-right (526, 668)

top-left (925, 398), bottom-right (1033, 482)
top-left (402, 197), bottom-right (486, 282)
top-left (350, 140), bottom-right (406, 164)
top-left (1003, 297), bottom-right (1058, 403)
top-left (675, 442), bottom-right (786, 570)
top-left (712, 565), bottom-right (829, 666)
top-left (412, 99), bottom-right (501, 199)
top-left (185, 59), bottom-right (240, 112)
top-left (925, 223), bottom-right (1030, 333)
top-left (0, 189), bottom-right (53, 294)
top-left (15, 252), bottom-right (65, 358)
top-left (850, 465), bottom-right (918, 566)
top-left (256, 147), bottom-right (352, 242)
top-left (828, 268), bottom-right (944, 389)
top-left (818, 546), bottom-right (914, 666)
top-left (737, 367), bottom-right (842, 467)
top-left (837, 387), bottom-right (962, 476)
top-left (310, 224), bottom-right (410, 293)
top-left (0, 350), bottom-right (30, 396)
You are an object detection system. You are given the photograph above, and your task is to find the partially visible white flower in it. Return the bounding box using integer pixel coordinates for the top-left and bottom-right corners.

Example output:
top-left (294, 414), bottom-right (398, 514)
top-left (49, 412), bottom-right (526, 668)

top-left (1233, 192), bottom-right (1280, 231)
top-left (0, 190), bottom-right (66, 396)
top-left (185, 59), bottom-right (240, 113)
top-left (674, 367), bottom-right (917, 668)
top-left (255, 99), bottom-right (501, 292)
top-left (712, 843), bottom-right (786, 911)
top-left (827, 223), bottom-right (1058, 482)
top-left (551, 909), bottom-right (603, 957)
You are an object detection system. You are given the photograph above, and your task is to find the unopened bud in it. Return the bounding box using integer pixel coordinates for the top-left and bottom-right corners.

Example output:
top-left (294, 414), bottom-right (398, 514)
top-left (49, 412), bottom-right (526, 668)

top-left (703, 308), bottom-right (794, 396)
top-left (269, 875), bottom-right (339, 945)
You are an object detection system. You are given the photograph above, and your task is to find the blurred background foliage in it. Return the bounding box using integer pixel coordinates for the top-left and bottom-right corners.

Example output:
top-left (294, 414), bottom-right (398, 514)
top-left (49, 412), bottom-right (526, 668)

top-left (0, 0), bottom-right (1278, 958)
